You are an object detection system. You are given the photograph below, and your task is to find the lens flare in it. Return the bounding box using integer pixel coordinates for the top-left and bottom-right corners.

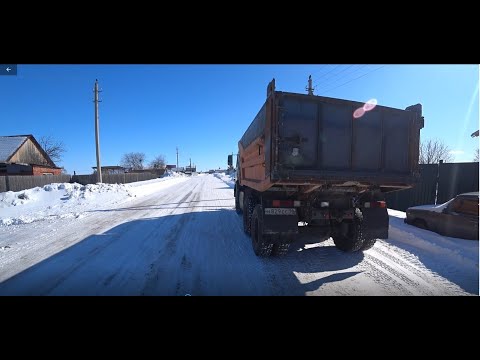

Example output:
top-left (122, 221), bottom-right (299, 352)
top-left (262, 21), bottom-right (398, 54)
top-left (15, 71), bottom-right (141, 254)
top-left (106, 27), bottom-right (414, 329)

top-left (353, 107), bottom-right (365, 119)
top-left (363, 98), bottom-right (377, 111)
top-left (353, 98), bottom-right (378, 119)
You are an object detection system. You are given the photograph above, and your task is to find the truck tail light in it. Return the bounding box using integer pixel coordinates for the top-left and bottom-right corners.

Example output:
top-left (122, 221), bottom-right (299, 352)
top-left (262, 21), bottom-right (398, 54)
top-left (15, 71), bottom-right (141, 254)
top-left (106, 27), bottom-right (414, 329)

top-left (364, 201), bottom-right (386, 208)
top-left (272, 200), bottom-right (294, 207)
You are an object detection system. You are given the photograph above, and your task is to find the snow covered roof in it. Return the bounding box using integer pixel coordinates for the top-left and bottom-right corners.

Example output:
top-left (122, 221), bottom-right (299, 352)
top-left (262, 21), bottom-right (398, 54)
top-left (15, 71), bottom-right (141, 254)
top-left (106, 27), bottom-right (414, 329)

top-left (0, 136), bottom-right (28, 162)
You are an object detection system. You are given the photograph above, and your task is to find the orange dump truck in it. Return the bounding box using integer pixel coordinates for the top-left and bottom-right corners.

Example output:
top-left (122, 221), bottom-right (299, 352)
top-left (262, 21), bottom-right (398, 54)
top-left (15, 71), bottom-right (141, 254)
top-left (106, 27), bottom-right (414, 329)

top-left (231, 79), bottom-right (424, 257)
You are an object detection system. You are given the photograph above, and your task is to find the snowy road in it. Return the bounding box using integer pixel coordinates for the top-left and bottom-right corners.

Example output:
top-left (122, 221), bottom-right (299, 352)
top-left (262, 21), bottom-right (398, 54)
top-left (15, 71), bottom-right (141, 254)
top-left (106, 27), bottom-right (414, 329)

top-left (0, 174), bottom-right (477, 295)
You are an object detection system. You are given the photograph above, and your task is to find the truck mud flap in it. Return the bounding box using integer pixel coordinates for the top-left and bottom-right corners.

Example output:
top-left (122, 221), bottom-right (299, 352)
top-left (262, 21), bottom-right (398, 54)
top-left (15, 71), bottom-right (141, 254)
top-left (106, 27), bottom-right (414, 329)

top-left (263, 208), bottom-right (299, 236)
top-left (361, 208), bottom-right (389, 239)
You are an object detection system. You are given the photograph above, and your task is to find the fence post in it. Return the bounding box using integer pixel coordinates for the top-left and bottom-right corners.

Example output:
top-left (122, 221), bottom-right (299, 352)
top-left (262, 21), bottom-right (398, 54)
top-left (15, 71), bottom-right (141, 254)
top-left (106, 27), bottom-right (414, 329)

top-left (434, 160), bottom-right (443, 205)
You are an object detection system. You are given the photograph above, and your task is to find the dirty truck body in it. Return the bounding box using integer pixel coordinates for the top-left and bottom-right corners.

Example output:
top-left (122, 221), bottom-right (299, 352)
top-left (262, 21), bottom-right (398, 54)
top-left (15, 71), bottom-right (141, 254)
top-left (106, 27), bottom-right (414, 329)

top-left (233, 79), bottom-right (424, 257)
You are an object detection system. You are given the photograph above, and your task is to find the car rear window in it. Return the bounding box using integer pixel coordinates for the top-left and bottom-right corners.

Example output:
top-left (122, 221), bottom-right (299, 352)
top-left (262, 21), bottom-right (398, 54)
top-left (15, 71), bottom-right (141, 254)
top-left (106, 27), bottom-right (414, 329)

top-left (451, 197), bottom-right (479, 216)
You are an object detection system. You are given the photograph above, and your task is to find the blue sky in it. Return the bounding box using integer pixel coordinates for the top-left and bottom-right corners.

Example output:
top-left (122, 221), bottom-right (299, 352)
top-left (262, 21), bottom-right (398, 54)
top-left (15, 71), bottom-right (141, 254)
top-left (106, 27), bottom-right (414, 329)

top-left (0, 64), bottom-right (478, 173)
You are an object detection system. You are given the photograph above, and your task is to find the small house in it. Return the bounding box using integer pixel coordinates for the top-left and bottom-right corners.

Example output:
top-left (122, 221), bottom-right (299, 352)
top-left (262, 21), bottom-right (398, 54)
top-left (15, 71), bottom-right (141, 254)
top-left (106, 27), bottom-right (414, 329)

top-left (0, 135), bottom-right (62, 176)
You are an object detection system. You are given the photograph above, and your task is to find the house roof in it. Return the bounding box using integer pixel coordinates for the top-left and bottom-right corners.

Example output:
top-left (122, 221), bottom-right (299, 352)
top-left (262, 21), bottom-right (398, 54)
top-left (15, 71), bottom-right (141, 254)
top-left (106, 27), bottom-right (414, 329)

top-left (0, 135), bottom-right (57, 167)
top-left (0, 136), bottom-right (28, 162)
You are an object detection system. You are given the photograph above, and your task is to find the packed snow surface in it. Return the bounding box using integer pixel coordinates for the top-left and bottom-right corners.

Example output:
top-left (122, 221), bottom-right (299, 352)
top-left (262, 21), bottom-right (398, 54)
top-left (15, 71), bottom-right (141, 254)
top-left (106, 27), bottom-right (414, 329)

top-left (0, 173), bottom-right (477, 295)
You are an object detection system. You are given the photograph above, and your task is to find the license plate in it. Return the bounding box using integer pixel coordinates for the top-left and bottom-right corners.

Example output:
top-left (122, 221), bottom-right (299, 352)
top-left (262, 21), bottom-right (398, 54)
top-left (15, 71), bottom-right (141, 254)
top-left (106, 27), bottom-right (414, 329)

top-left (264, 208), bottom-right (297, 216)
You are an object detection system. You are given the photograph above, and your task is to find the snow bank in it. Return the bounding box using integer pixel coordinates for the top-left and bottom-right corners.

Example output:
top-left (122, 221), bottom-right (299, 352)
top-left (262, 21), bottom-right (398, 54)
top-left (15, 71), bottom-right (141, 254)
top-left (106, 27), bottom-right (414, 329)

top-left (387, 209), bottom-right (479, 290)
top-left (213, 171), bottom-right (235, 188)
top-left (161, 170), bottom-right (188, 178)
top-left (0, 175), bottom-right (190, 227)
top-left (0, 182), bottom-right (133, 226)
top-left (128, 173), bottom-right (189, 197)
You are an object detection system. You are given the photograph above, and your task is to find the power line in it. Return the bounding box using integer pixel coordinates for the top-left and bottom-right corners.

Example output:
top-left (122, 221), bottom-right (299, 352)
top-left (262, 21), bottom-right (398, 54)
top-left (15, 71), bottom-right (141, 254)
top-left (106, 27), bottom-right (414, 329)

top-left (321, 65), bottom-right (387, 95)
top-left (314, 65), bottom-right (358, 91)
top-left (315, 65), bottom-right (368, 92)
top-left (314, 64), bottom-right (342, 83)
top-left (310, 64), bottom-right (332, 78)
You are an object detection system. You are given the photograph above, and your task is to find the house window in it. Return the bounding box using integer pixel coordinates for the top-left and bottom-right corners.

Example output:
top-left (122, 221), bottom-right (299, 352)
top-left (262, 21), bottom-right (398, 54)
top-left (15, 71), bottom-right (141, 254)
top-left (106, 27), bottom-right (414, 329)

top-left (42, 173), bottom-right (53, 176)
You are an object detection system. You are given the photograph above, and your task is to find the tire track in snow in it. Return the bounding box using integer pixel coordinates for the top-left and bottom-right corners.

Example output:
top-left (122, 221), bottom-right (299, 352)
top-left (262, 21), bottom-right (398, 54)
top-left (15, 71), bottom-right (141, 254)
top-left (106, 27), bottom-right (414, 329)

top-left (363, 252), bottom-right (432, 295)
top-left (0, 177), bottom-right (197, 285)
top-left (368, 242), bottom-right (465, 295)
top-left (0, 177), bottom-right (199, 294)
top-left (359, 258), bottom-right (410, 295)
top-left (54, 179), bottom-right (203, 295)
top-left (141, 180), bottom-right (202, 295)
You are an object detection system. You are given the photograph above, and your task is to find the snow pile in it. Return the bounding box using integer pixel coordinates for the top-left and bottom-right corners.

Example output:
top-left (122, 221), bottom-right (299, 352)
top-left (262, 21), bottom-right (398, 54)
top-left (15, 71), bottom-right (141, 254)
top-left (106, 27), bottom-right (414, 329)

top-left (161, 170), bottom-right (187, 178)
top-left (0, 182), bottom-right (133, 226)
top-left (0, 176), bottom-right (190, 227)
top-left (387, 209), bottom-right (479, 293)
top-left (127, 175), bottom-right (189, 197)
top-left (387, 209), bottom-right (478, 266)
top-left (213, 172), bottom-right (235, 188)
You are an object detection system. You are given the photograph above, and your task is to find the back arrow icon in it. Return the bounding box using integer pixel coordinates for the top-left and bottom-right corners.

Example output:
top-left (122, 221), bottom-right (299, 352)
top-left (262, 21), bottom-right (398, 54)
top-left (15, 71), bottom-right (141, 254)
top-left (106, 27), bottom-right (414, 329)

top-left (6, 67), bottom-right (11, 72)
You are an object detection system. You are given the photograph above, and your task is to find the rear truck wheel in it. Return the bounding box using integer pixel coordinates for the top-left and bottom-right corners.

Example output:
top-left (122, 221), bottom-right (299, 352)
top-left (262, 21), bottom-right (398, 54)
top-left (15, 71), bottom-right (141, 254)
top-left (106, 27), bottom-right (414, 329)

top-left (358, 206), bottom-right (388, 251)
top-left (251, 204), bottom-right (273, 257)
top-left (271, 234), bottom-right (293, 256)
top-left (243, 193), bottom-right (255, 236)
top-left (235, 185), bottom-right (242, 214)
top-left (272, 242), bottom-right (291, 257)
top-left (359, 237), bottom-right (377, 251)
top-left (333, 208), bottom-right (365, 252)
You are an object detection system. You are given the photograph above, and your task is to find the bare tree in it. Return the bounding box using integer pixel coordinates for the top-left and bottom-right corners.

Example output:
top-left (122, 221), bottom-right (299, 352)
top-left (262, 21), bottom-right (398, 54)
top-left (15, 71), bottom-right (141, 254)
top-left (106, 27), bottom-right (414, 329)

top-left (149, 154), bottom-right (166, 169)
top-left (474, 148), bottom-right (479, 162)
top-left (419, 138), bottom-right (453, 164)
top-left (120, 152), bottom-right (146, 170)
top-left (39, 135), bottom-right (66, 164)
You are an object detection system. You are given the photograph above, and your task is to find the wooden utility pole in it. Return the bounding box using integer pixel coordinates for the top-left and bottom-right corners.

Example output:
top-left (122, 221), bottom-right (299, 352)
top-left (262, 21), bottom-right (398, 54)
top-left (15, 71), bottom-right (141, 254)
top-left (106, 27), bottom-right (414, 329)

top-left (94, 79), bottom-right (102, 183)
top-left (176, 147), bottom-right (179, 171)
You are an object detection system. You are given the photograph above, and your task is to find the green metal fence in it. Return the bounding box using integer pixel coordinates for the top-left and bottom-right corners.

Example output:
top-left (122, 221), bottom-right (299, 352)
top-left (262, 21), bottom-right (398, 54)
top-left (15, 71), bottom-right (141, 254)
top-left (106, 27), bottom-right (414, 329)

top-left (386, 162), bottom-right (479, 211)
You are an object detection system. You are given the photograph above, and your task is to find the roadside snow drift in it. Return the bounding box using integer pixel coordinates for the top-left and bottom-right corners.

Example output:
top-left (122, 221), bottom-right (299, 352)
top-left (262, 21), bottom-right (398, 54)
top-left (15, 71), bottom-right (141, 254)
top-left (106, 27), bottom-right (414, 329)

top-left (213, 171), bottom-right (235, 188)
top-left (0, 174), bottom-right (189, 226)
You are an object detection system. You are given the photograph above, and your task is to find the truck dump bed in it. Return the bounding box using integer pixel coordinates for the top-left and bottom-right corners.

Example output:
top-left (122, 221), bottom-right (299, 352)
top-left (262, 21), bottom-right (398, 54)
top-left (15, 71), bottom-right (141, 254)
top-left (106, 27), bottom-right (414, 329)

top-left (238, 79), bottom-right (424, 193)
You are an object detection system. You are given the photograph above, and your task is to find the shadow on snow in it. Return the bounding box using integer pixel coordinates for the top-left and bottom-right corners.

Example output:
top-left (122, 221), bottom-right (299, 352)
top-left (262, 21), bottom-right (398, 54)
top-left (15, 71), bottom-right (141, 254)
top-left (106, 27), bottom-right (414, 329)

top-left (0, 208), bottom-right (365, 296)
